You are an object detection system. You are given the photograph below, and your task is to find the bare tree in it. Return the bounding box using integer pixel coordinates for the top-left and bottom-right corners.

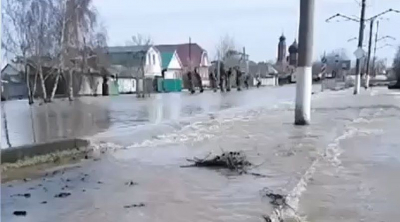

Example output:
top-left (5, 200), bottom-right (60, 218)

top-left (48, 0), bottom-right (66, 101)
top-left (85, 24), bottom-right (109, 95)
top-left (372, 58), bottom-right (387, 76)
top-left (126, 33), bottom-right (153, 97)
top-left (2, 0), bottom-right (100, 102)
top-left (215, 34), bottom-right (236, 60)
top-left (128, 33), bottom-right (153, 46)
top-left (393, 46), bottom-right (400, 85)
top-left (26, 0), bottom-right (55, 102)
top-left (2, 0), bottom-right (35, 104)
top-left (63, 0), bottom-right (98, 101)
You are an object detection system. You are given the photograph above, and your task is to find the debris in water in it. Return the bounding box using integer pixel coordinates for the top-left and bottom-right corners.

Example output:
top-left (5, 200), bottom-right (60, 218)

top-left (184, 151), bottom-right (269, 177)
top-left (125, 181), bottom-right (138, 186)
top-left (54, 192), bottom-right (71, 198)
top-left (262, 188), bottom-right (286, 206)
top-left (12, 193), bottom-right (31, 198)
top-left (246, 172), bottom-right (269, 178)
top-left (261, 188), bottom-right (295, 211)
top-left (84, 155), bottom-right (89, 159)
top-left (82, 189), bottom-right (86, 192)
top-left (97, 181), bottom-right (103, 184)
top-left (28, 187), bottom-right (35, 190)
top-left (184, 151), bottom-right (252, 170)
top-left (262, 215), bottom-right (272, 222)
top-left (23, 178), bottom-right (31, 182)
top-left (13, 211), bottom-right (27, 216)
top-left (7, 184), bottom-right (13, 188)
top-left (124, 203), bottom-right (145, 208)
top-left (66, 179), bottom-right (71, 182)
top-left (41, 201), bottom-right (47, 204)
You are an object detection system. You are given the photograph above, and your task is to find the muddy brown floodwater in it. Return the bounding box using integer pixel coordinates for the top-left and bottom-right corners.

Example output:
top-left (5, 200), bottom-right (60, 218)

top-left (2, 87), bottom-right (400, 222)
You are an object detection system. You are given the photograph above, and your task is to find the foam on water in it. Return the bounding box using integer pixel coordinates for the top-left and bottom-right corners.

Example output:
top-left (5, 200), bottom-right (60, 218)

top-left (88, 100), bottom-right (296, 151)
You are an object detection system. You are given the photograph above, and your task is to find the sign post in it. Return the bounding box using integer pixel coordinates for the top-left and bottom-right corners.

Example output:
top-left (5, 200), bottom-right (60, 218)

top-left (353, 47), bottom-right (366, 92)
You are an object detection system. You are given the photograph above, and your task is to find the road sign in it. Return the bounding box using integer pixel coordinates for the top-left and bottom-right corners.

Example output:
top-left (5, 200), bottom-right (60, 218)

top-left (354, 47), bottom-right (366, 59)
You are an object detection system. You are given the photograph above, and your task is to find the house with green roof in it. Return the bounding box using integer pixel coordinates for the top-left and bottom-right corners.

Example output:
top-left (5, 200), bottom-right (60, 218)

top-left (160, 50), bottom-right (183, 79)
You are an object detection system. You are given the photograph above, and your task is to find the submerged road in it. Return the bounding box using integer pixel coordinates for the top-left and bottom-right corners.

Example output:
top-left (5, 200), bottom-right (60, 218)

top-left (2, 85), bottom-right (315, 148)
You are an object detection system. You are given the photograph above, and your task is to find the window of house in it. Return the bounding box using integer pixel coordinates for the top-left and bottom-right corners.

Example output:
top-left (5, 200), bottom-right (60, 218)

top-left (152, 54), bottom-right (156, 65)
top-left (148, 54), bottom-right (151, 65)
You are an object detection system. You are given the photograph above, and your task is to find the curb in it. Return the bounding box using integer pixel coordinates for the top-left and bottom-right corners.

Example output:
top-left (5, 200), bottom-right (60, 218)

top-left (1, 138), bottom-right (89, 164)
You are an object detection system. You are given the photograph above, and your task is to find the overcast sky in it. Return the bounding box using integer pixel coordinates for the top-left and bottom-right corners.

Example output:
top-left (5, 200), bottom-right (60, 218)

top-left (95, 0), bottom-right (400, 64)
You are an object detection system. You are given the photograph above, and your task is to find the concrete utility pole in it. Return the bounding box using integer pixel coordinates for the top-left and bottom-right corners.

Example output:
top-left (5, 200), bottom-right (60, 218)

top-left (243, 47), bottom-right (247, 76)
top-left (354, 0), bottom-right (366, 95)
top-left (365, 19), bottom-right (374, 89)
top-left (371, 21), bottom-right (379, 76)
top-left (295, 0), bottom-right (315, 125)
top-left (371, 24), bottom-right (396, 76)
top-left (326, 3), bottom-right (399, 94)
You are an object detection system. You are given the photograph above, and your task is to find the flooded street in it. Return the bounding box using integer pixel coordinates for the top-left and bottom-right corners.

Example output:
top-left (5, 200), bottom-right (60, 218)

top-left (2, 87), bottom-right (400, 222)
top-left (1, 86), bottom-right (302, 149)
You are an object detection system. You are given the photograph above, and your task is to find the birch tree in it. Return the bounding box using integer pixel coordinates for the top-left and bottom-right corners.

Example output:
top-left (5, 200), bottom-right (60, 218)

top-left (62, 0), bottom-right (98, 101)
top-left (2, 0), bottom-right (102, 102)
top-left (2, 0), bottom-right (35, 104)
top-left (26, 0), bottom-right (55, 102)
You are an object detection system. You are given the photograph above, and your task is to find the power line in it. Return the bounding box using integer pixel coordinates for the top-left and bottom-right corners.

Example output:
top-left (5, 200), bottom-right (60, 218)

top-left (325, 1), bottom-right (400, 94)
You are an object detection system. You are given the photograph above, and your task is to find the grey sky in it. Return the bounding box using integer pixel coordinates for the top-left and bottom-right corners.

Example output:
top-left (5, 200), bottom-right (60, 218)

top-left (96, 0), bottom-right (400, 64)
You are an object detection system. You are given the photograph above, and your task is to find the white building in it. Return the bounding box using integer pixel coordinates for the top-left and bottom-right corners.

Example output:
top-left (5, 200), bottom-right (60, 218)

top-left (106, 45), bottom-right (162, 78)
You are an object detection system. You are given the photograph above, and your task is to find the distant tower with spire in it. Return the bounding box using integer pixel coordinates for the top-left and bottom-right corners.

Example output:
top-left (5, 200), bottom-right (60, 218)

top-left (288, 39), bottom-right (298, 66)
top-left (277, 34), bottom-right (287, 64)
